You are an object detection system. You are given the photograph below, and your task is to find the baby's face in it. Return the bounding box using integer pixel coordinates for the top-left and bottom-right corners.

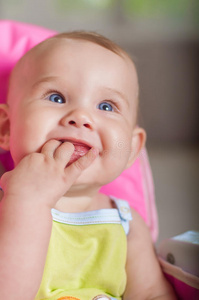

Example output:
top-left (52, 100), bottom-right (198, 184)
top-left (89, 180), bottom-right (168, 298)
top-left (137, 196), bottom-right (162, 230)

top-left (7, 38), bottom-right (140, 188)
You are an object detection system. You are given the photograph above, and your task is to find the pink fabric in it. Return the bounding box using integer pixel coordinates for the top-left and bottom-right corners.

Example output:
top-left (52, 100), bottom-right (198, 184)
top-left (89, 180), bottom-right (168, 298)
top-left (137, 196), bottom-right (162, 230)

top-left (165, 274), bottom-right (199, 300)
top-left (0, 20), bottom-right (158, 241)
top-left (0, 20), bottom-right (56, 104)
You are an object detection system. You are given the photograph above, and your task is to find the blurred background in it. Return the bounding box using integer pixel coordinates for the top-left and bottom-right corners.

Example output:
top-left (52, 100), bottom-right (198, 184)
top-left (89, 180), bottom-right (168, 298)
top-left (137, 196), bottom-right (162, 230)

top-left (0, 0), bottom-right (198, 244)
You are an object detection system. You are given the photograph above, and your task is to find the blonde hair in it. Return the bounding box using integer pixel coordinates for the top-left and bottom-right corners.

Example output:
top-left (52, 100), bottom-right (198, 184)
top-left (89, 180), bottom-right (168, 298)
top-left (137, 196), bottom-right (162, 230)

top-left (54, 31), bottom-right (130, 60)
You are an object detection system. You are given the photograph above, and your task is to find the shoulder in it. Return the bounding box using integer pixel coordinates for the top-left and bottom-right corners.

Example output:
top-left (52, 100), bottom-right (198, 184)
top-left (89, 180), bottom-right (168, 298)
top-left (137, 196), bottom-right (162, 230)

top-left (127, 207), bottom-right (154, 261)
top-left (128, 207), bottom-right (151, 240)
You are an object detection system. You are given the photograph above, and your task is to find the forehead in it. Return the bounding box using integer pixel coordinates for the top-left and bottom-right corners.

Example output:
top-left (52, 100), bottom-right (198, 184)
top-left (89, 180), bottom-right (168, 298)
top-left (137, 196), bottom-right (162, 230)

top-left (29, 38), bottom-right (136, 76)
top-left (9, 38), bottom-right (138, 111)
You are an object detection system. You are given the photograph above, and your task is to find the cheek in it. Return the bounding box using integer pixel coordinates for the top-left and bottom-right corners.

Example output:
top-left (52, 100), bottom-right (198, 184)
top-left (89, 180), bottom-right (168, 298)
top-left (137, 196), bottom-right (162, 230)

top-left (8, 114), bottom-right (44, 164)
top-left (102, 124), bottom-right (133, 162)
top-left (9, 126), bottom-right (31, 165)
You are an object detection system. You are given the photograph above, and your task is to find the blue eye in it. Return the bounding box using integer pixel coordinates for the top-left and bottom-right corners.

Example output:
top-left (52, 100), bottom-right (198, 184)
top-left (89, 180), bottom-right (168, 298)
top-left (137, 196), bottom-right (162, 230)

top-left (48, 93), bottom-right (65, 104)
top-left (98, 102), bottom-right (113, 111)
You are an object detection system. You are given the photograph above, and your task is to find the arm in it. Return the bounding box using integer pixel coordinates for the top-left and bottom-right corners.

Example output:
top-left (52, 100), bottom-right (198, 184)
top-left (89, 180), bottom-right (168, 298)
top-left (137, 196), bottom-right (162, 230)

top-left (0, 188), bottom-right (52, 299)
top-left (0, 140), bottom-right (97, 300)
top-left (123, 209), bottom-right (177, 300)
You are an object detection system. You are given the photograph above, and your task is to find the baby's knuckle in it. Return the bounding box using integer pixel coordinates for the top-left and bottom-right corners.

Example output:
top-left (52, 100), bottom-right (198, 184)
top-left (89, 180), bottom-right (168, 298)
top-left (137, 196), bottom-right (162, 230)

top-left (27, 152), bottom-right (41, 160)
top-left (28, 154), bottom-right (44, 166)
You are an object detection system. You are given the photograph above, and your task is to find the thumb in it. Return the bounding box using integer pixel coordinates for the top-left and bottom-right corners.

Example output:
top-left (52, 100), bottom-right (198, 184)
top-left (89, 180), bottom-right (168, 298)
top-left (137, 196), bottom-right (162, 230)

top-left (64, 147), bottom-right (99, 187)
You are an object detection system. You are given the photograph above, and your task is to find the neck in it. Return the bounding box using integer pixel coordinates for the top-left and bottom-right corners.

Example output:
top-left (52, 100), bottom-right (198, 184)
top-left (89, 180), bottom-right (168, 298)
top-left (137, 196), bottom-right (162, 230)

top-left (54, 184), bottom-right (105, 213)
top-left (66, 183), bottom-right (101, 199)
top-left (54, 185), bottom-right (113, 213)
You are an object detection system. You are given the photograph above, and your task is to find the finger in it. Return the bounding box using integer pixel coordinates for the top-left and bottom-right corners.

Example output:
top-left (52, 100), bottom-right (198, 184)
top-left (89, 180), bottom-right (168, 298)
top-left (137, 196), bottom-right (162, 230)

top-left (64, 147), bottom-right (99, 186)
top-left (41, 140), bottom-right (62, 158)
top-left (54, 142), bottom-right (74, 163)
top-left (0, 171), bottom-right (10, 191)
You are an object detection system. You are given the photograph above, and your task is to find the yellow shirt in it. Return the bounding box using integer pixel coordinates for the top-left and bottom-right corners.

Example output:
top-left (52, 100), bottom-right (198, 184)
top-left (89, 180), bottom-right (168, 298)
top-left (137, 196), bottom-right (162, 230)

top-left (36, 198), bottom-right (132, 300)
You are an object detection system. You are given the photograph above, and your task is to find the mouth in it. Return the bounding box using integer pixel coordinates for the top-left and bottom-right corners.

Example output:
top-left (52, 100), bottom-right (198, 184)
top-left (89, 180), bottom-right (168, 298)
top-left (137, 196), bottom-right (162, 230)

top-left (59, 138), bottom-right (92, 165)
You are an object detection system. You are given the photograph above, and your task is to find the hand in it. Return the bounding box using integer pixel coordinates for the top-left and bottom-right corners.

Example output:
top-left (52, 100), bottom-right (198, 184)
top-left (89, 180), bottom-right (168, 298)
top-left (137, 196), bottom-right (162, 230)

top-left (0, 140), bottom-right (98, 208)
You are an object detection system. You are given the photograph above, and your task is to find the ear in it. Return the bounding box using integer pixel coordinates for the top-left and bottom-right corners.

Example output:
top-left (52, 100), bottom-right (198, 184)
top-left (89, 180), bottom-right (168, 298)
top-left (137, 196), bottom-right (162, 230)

top-left (0, 104), bottom-right (10, 151)
top-left (126, 127), bottom-right (146, 169)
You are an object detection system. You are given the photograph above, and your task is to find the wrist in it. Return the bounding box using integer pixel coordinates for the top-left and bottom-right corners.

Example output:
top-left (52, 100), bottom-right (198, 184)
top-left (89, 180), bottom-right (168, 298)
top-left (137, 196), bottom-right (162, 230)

top-left (0, 193), bottom-right (53, 221)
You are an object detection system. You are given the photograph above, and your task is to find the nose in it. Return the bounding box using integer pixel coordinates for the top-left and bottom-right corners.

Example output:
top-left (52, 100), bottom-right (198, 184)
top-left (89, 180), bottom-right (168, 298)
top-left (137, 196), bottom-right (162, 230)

top-left (60, 108), bottom-right (94, 130)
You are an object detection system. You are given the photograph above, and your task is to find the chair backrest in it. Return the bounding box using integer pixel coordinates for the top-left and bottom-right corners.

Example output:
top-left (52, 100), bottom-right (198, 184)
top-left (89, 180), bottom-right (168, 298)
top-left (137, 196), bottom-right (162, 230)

top-left (0, 20), bottom-right (158, 241)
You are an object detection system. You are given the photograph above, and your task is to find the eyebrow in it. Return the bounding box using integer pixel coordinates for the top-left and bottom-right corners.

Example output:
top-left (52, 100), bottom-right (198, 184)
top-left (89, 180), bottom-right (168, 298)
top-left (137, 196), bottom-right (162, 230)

top-left (100, 86), bottom-right (129, 107)
top-left (32, 76), bottom-right (58, 89)
top-left (32, 77), bottom-right (130, 107)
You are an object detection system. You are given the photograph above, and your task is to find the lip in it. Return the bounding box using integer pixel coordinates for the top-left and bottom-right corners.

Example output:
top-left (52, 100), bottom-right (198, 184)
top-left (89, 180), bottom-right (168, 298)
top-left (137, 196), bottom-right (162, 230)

top-left (57, 137), bottom-right (97, 166)
top-left (57, 137), bottom-right (93, 149)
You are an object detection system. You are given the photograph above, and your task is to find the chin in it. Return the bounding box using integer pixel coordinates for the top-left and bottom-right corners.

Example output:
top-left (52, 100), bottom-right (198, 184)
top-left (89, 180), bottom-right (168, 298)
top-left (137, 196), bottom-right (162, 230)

top-left (72, 169), bottom-right (121, 190)
top-left (70, 158), bottom-right (127, 189)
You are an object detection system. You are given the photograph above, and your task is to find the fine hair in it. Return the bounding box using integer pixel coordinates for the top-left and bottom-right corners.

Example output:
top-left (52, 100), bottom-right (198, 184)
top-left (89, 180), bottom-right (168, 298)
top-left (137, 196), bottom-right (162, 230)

top-left (54, 31), bottom-right (131, 60)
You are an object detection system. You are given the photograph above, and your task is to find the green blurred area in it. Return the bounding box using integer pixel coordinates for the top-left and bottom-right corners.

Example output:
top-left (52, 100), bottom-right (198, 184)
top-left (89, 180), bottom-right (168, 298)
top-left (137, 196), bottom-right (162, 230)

top-left (125, 0), bottom-right (193, 17)
top-left (56, 0), bottom-right (198, 20)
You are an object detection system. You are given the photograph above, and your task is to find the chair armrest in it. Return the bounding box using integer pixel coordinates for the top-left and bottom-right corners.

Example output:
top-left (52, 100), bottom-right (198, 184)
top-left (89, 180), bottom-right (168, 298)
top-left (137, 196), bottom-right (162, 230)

top-left (157, 231), bottom-right (199, 299)
top-left (158, 230), bottom-right (199, 277)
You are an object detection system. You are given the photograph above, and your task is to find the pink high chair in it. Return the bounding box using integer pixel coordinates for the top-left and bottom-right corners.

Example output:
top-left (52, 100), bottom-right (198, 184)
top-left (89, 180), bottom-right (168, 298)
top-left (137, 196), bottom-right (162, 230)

top-left (0, 20), bottom-right (198, 300)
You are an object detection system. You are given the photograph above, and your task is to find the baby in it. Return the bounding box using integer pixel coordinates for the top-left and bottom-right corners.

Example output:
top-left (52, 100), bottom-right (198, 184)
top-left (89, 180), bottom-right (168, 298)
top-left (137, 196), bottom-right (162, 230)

top-left (0, 31), bottom-right (176, 300)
